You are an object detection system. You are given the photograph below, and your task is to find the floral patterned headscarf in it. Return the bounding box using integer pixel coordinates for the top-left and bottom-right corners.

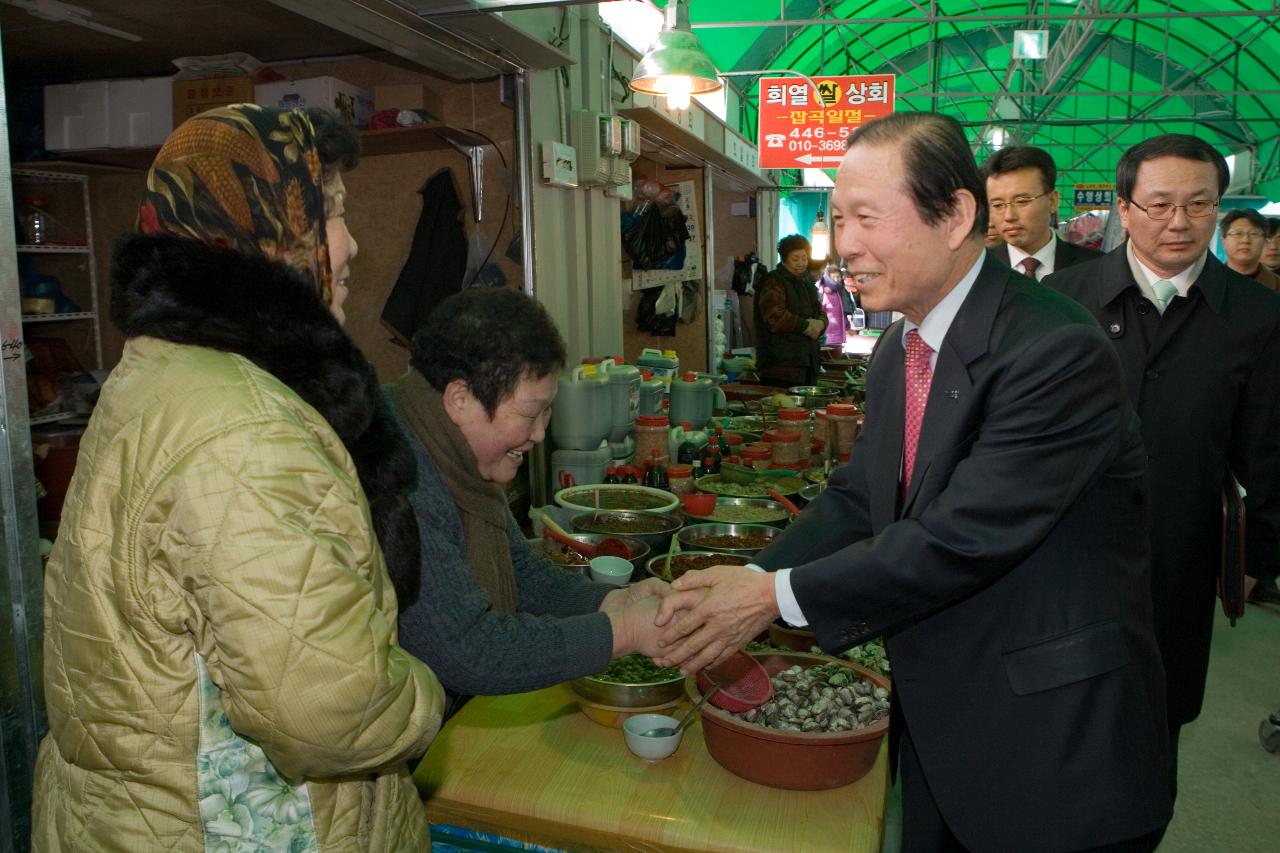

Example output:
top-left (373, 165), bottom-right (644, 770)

top-left (138, 104), bottom-right (334, 304)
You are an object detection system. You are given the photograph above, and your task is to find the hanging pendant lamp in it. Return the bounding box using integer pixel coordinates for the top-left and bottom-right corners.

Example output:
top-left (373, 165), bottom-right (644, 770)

top-left (629, 0), bottom-right (723, 110)
top-left (810, 209), bottom-right (830, 263)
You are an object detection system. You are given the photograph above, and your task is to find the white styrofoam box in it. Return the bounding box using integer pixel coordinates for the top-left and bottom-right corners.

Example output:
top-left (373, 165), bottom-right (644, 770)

top-left (107, 77), bottom-right (173, 148)
top-left (44, 81), bottom-right (109, 150)
top-left (255, 77), bottom-right (374, 128)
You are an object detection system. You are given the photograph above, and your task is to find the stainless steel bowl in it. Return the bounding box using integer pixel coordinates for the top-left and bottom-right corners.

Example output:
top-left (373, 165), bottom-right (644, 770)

top-left (645, 550), bottom-right (753, 582)
top-left (676, 522), bottom-right (781, 558)
top-left (570, 511), bottom-right (683, 556)
top-left (798, 483), bottom-right (822, 505)
top-left (531, 534), bottom-right (650, 575)
top-left (787, 385), bottom-right (840, 409)
top-left (699, 497), bottom-right (790, 528)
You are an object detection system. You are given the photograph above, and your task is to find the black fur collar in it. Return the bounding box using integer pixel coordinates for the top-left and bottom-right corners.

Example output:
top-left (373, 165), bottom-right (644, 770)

top-left (110, 234), bottom-right (420, 607)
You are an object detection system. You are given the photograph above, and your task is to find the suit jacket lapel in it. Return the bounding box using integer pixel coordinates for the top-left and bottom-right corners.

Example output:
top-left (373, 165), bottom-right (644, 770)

top-left (900, 261), bottom-right (1005, 515)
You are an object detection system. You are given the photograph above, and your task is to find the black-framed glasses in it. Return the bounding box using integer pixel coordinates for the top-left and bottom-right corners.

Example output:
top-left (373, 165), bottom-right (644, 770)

top-left (1126, 198), bottom-right (1219, 220)
top-left (989, 192), bottom-right (1048, 213)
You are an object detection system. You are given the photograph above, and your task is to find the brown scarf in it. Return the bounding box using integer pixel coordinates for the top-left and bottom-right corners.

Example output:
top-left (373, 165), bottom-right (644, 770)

top-left (390, 371), bottom-right (519, 613)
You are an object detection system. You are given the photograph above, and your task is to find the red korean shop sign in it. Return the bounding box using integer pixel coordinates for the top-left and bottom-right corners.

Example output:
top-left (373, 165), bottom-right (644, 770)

top-left (757, 75), bottom-right (896, 170)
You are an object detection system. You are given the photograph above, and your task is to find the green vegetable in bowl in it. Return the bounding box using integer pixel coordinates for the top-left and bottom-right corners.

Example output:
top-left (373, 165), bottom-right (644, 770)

top-left (592, 653), bottom-right (681, 684)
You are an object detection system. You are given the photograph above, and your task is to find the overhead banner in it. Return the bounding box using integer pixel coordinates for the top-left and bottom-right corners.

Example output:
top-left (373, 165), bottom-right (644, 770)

top-left (1073, 183), bottom-right (1115, 211)
top-left (757, 74), bottom-right (896, 170)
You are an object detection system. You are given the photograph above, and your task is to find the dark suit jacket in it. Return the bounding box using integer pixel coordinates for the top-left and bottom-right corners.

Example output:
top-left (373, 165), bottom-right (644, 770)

top-left (756, 256), bottom-right (1170, 852)
top-left (987, 236), bottom-right (1103, 273)
top-left (1046, 248), bottom-right (1280, 725)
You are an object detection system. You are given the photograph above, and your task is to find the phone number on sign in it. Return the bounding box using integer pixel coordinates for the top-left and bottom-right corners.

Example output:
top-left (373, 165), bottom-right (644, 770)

top-left (785, 137), bottom-right (848, 153)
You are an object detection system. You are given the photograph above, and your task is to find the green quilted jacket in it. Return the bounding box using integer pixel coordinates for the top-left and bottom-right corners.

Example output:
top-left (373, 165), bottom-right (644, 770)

top-left (33, 336), bottom-right (444, 852)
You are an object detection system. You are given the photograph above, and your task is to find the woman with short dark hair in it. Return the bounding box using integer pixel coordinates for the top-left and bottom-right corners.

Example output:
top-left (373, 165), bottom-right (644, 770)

top-left (753, 233), bottom-right (826, 386)
top-left (389, 288), bottom-right (672, 719)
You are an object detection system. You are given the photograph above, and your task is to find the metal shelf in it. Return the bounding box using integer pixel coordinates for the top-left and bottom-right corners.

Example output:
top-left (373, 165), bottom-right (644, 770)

top-left (22, 312), bottom-right (96, 323)
top-left (29, 411), bottom-right (75, 426)
top-left (16, 244), bottom-right (89, 254)
top-left (11, 168), bottom-right (86, 183)
top-left (10, 168), bottom-right (102, 372)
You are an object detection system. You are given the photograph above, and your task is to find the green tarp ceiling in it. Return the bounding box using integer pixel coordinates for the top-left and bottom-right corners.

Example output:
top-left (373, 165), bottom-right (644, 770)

top-left (650, 1), bottom-right (1280, 207)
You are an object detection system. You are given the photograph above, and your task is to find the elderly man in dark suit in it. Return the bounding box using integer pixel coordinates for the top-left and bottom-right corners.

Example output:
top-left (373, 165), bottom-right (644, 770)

top-left (1045, 134), bottom-right (1280, 798)
top-left (654, 112), bottom-right (1170, 853)
top-left (983, 145), bottom-right (1102, 279)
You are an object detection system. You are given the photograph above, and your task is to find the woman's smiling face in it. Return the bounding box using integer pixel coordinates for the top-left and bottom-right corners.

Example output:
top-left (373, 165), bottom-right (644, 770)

top-left (450, 372), bottom-right (557, 483)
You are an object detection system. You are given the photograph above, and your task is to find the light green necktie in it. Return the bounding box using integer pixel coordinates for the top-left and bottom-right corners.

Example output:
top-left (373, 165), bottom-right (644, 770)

top-left (1152, 279), bottom-right (1178, 313)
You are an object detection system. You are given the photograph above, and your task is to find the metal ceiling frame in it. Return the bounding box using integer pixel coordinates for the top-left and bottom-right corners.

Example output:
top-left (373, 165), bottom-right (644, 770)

top-left (683, 0), bottom-right (1280, 192)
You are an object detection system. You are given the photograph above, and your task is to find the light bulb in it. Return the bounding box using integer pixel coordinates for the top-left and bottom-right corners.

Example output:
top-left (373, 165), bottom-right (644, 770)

top-left (811, 211), bottom-right (830, 261)
top-left (660, 75), bottom-right (694, 110)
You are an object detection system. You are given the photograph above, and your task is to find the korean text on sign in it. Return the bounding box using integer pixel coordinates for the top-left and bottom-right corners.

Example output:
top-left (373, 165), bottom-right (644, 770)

top-left (757, 74), bottom-right (896, 170)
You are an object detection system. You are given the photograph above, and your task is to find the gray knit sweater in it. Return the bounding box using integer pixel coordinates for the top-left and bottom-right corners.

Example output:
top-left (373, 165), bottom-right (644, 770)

top-left (390, 402), bottom-right (614, 699)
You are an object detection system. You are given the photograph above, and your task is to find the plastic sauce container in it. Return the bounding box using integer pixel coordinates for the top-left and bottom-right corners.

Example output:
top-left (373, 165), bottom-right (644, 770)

top-left (767, 430), bottom-right (803, 466)
top-left (637, 370), bottom-right (665, 416)
top-left (549, 364), bottom-right (612, 451)
top-left (597, 357), bottom-right (640, 444)
top-left (669, 372), bottom-right (715, 431)
top-left (740, 443), bottom-right (772, 470)
top-left (810, 437), bottom-right (826, 467)
top-left (826, 403), bottom-right (862, 459)
top-left (634, 413), bottom-right (671, 467)
top-left (636, 348), bottom-right (680, 389)
top-left (775, 407), bottom-right (811, 441)
top-left (667, 464), bottom-right (695, 495)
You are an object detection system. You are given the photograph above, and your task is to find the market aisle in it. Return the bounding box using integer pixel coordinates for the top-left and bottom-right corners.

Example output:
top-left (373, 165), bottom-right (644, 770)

top-left (1160, 600), bottom-right (1280, 852)
top-left (879, 601), bottom-right (1280, 853)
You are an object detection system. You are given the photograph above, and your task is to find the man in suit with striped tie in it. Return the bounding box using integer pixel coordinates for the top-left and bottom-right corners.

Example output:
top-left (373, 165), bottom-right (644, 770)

top-left (983, 145), bottom-right (1102, 280)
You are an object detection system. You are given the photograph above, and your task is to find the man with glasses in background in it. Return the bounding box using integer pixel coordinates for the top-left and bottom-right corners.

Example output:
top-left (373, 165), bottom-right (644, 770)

top-left (982, 145), bottom-right (1101, 279)
top-left (1220, 208), bottom-right (1280, 291)
top-left (1047, 134), bottom-right (1280, 806)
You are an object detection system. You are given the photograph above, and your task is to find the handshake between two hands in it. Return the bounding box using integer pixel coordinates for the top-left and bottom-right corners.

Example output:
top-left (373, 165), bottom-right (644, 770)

top-left (603, 565), bottom-right (781, 675)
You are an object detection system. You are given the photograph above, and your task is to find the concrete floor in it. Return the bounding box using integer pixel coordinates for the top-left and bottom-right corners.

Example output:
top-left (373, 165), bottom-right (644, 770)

top-left (880, 598), bottom-right (1280, 853)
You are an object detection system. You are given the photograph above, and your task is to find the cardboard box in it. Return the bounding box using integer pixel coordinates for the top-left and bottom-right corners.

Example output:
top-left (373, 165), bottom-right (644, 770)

top-left (256, 76), bottom-right (373, 128)
top-left (107, 76), bottom-right (172, 147)
top-left (171, 75), bottom-right (254, 128)
top-left (372, 83), bottom-right (441, 118)
top-left (44, 81), bottom-right (109, 150)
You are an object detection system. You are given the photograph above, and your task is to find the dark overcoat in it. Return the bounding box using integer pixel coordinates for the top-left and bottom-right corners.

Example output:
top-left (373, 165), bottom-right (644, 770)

top-left (1047, 247), bottom-right (1280, 725)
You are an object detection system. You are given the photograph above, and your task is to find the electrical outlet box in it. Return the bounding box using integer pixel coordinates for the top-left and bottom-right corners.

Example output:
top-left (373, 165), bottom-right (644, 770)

top-left (541, 140), bottom-right (578, 188)
top-left (607, 158), bottom-right (631, 188)
top-left (605, 166), bottom-right (633, 201)
top-left (572, 110), bottom-right (620, 185)
top-left (618, 117), bottom-right (641, 163)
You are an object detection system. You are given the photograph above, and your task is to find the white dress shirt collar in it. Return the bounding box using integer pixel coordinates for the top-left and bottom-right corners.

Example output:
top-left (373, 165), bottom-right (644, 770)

top-left (1006, 236), bottom-right (1057, 280)
top-left (902, 251), bottom-right (987, 360)
top-left (1125, 241), bottom-right (1207, 302)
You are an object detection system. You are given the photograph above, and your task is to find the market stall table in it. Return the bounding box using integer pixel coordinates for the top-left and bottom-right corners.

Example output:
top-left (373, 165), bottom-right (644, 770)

top-left (414, 683), bottom-right (889, 852)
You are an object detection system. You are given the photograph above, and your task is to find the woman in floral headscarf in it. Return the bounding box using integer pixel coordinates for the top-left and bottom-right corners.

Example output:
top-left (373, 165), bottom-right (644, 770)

top-left (32, 105), bottom-right (444, 852)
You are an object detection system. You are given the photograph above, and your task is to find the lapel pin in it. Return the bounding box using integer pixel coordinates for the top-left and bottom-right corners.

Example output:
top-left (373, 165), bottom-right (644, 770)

top-left (945, 390), bottom-right (960, 399)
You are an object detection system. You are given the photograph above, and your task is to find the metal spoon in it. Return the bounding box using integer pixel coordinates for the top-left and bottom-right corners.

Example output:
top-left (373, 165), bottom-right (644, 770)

top-left (639, 681), bottom-right (720, 738)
